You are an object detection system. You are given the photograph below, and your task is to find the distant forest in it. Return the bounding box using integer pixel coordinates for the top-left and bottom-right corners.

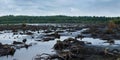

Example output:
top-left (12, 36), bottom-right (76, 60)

top-left (0, 15), bottom-right (120, 24)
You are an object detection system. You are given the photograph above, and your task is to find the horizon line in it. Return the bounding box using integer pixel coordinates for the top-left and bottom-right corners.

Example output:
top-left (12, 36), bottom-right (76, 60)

top-left (0, 15), bottom-right (120, 17)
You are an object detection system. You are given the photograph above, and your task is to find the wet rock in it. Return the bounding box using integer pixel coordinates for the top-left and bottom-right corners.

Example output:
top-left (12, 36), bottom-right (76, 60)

top-left (75, 34), bottom-right (84, 40)
top-left (51, 38), bottom-right (120, 60)
top-left (106, 39), bottom-right (115, 45)
top-left (19, 32), bottom-right (24, 35)
top-left (35, 40), bottom-right (41, 41)
top-left (45, 32), bottom-right (60, 38)
top-left (42, 37), bottom-right (55, 41)
top-left (82, 30), bottom-right (91, 34)
top-left (0, 43), bottom-right (2, 46)
top-left (26, 32), bottom-right (33, 35)
top-left (12, 29), bottom-right (18, 32)
top-left (55, 30), bottom-right (64, 33)
top-left (54, 40), bottom-right (64, 50)
top-left (13, 41), bottom-right (23, 44)
top-left (44, 30), bottom-right (53, 33)
top-left (0, 44), bottom-right (16, 56)
top-left (22, 39), bottom-right (27, 43)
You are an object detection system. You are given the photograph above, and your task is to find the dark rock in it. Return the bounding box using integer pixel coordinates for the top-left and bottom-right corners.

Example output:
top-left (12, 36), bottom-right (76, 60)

top-left (42, 37), bottom-right (55, 41)
top-left (22, 39), bottom-right (27, 43)
top-left (26, 32), bottom-right (33, 35)
top-left (15, 44), bottom-right (32, 49)
top-left (0, 45), bottom-right (16, 56)
top-left (75, 34), bottom-right (84, 40)
top-left (13, 41), bottom-right (23, 44)
top-left (54, 40), bottom-right (64, 50)
top-left (44, 30), bottom-right (53, 33)
top-left (45, 32), bottom-right (60, 38)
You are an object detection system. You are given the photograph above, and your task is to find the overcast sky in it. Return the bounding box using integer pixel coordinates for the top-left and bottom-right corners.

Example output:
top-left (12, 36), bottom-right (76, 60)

top-left (0, 0), bottom-right (120, 16)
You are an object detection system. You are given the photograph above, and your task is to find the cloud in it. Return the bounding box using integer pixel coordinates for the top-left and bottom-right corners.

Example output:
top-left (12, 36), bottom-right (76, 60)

top-left (0, 0), bottom-right (120, 16)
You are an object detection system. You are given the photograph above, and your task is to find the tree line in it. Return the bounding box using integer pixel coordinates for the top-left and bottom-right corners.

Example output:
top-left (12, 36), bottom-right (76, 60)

top-left (0, 15), bottom-right (120, 24)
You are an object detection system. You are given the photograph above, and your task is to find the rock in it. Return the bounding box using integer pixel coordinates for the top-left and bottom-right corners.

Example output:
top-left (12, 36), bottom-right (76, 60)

top-left (81, 24), bottom-right (120, 40)
top-left (75, 34), bottom-right (84, 40)
top-left (54, 40), bottom-right (64, 50)
top-left (0, 44), bottom-right (16, 56)
top-left (22, 39), bottom-right (27, 43)
top-left (0, 43), bottom-right (2, 46)
top-left (13, 41), bottom-right (23, 44)
top-left (45, 32), bottom-right (60, 38)
top-left (42, 37), bottom-right (55, 41)
top-left (15, 44), bottom-right (32, 49)
top-left (44, 30), bottom-right (53, 33)
top-left (53, 37), bottom-right (120, 60)
top-left (26, 32), bottom-right (33, 35)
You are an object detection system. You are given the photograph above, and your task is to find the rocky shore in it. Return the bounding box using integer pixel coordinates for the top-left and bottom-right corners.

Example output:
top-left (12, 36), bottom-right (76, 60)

top-left (34, 38), bottom-right (120, 60)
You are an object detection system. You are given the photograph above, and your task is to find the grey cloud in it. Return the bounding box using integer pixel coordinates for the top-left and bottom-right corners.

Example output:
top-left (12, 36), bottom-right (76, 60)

top-left (0, 0), bottom-right (120, 16)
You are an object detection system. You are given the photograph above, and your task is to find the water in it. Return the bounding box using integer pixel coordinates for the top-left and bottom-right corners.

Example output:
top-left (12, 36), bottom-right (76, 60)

top-left (0, 29), bottom-right (120, 60)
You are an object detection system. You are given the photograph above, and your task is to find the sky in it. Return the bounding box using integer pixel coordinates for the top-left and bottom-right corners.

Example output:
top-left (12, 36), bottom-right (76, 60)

top-left (0, 0), bottom-right (120, 16)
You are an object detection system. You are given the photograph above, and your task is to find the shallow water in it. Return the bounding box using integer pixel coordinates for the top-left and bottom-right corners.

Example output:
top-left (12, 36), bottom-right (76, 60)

top-left (0, 29), bottom-right (120, 60)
